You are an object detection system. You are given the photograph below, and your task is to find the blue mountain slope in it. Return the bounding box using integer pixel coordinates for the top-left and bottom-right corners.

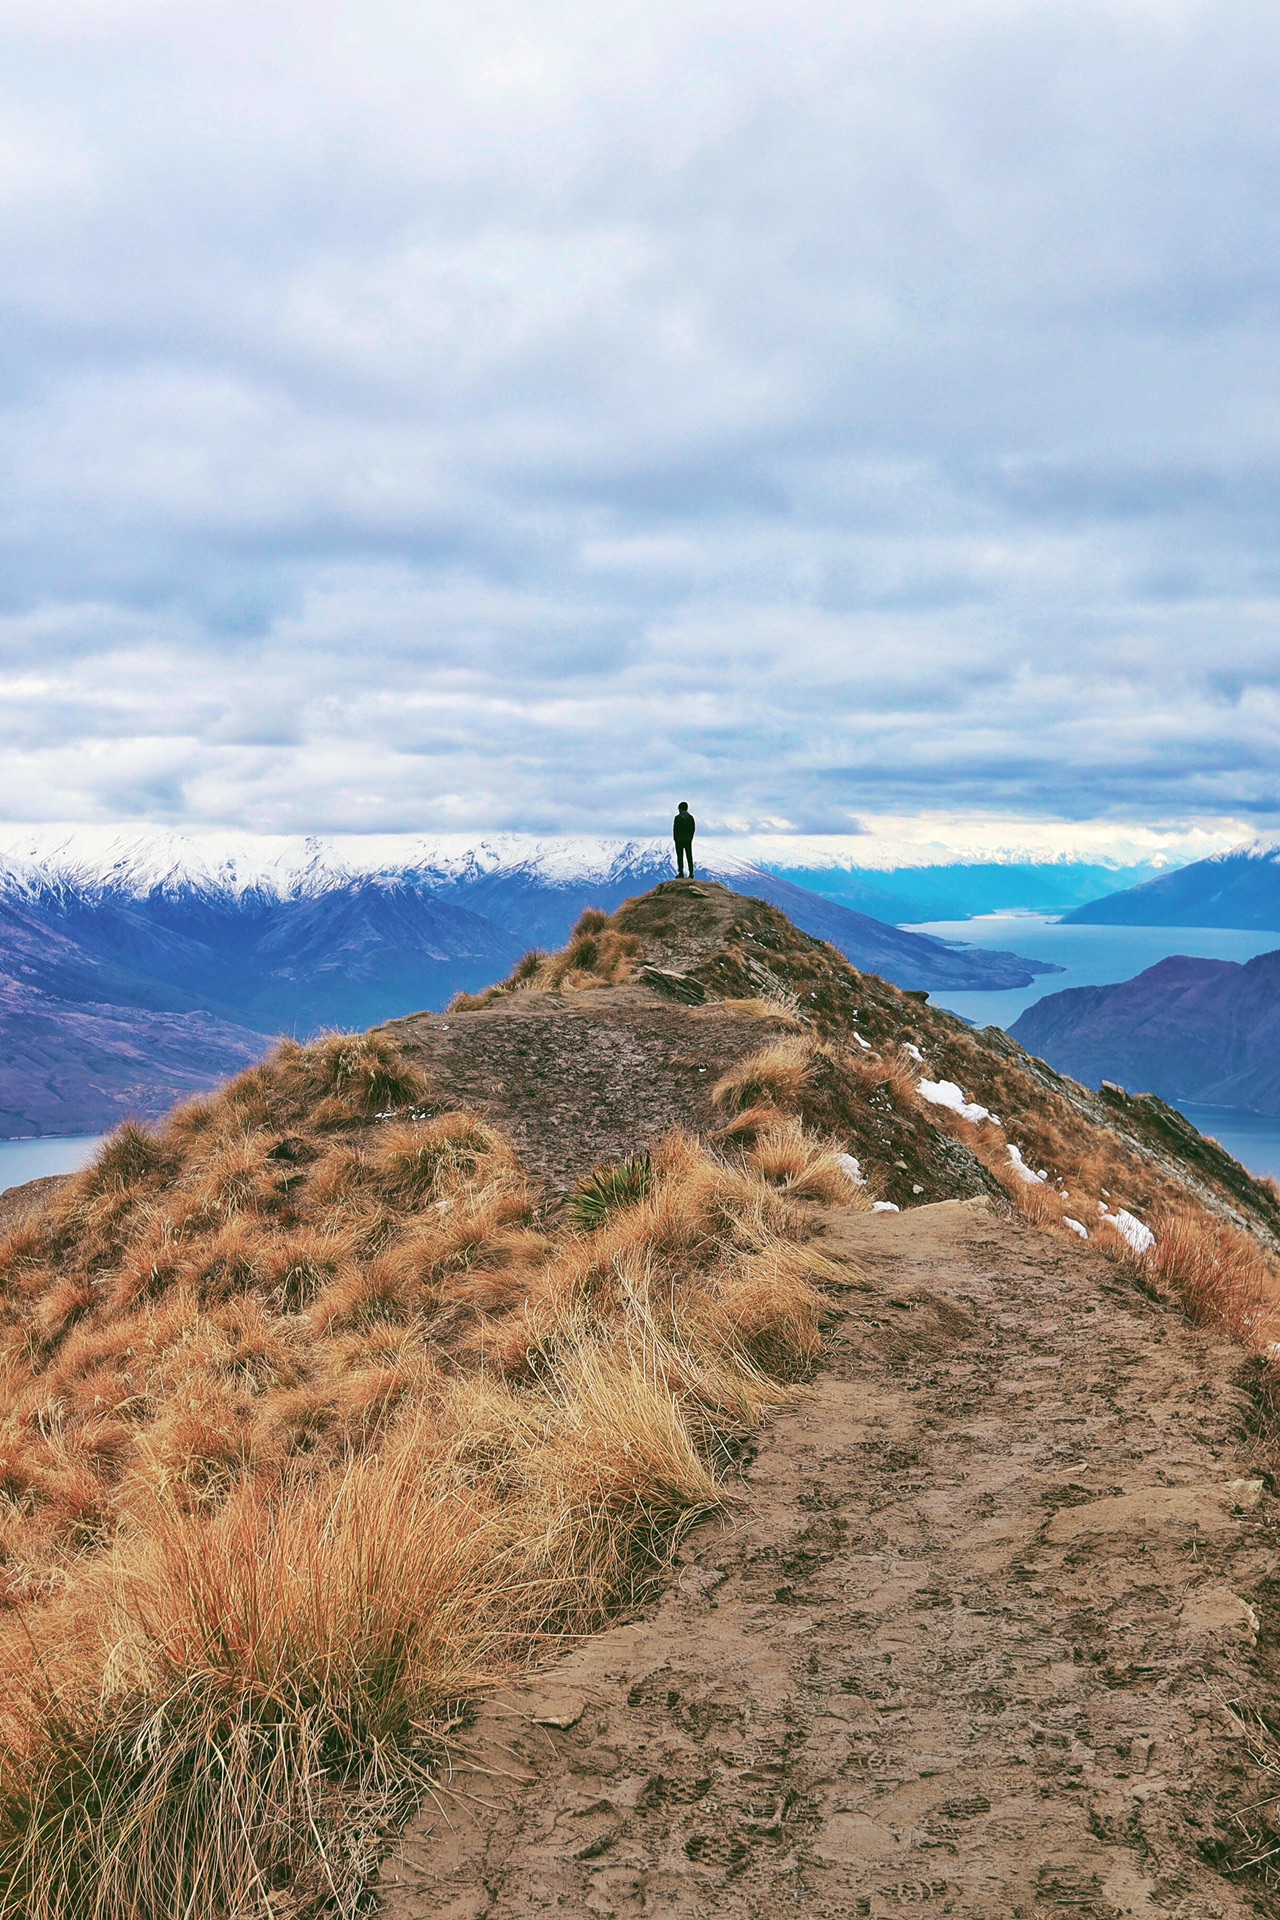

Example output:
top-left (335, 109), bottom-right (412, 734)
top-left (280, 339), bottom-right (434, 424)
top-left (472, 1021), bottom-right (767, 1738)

top-left (1010, 948), bottom-right (1280, 1115)
top-left (773, 862), bottom-right (1163, 924)
top-left (1064, 842), bottom-right (1280, 930)
top-left (0, 849), bottom-right (1063, 1029)
top-left (695, 870), bottom-right (1061, 991)
top-left (0, 883), bottom-right (522, 1030)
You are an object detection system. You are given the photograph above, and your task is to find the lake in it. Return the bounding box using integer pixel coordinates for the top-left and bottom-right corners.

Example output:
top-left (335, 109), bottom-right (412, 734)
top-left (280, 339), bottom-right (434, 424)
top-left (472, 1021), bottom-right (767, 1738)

top-left (0, 1134), bottom-right (104, 1194)
top-left (912, 915), bottom-right (1280, 1182)
top-left (912, 914), bottom-right (1280, 1032)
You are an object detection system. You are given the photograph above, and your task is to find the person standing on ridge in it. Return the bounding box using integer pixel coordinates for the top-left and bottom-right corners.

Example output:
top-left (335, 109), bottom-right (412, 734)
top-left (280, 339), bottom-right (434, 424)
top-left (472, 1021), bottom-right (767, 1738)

top-left (673, 802), bottom-right (696, 877)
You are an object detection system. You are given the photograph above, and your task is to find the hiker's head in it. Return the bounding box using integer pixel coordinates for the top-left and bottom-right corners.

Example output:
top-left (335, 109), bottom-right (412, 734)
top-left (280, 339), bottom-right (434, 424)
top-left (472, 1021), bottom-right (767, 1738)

top-left (677, 801), bottom-right (689, 813)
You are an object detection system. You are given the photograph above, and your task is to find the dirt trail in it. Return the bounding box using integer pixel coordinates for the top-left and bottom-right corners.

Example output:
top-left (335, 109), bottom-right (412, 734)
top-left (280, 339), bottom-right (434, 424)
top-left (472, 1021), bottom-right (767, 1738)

top-left (378, 1199), bottom-right (1280, 1919)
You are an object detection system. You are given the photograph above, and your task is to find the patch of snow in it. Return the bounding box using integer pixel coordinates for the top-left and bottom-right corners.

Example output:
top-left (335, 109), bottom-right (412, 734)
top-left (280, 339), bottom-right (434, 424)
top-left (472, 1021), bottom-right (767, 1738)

top-left (918, 1079), bottom-right (990, 1124)
top-left (902, 1043), bottom-right (923, 1062)
top-left (1006, 1144), bottom-right (1048, 1185)
top-left (1101, 1208), bottom-right (1156, 1256)
top-left (853, 1032), bottom-right (872, 1051)
top-left (1063, 1217), bottom-right (1089, 1240)
top-left (835, 1153), bottom-right (865, 1186)
top-left (872, 1201), bottom-right (900, 1213)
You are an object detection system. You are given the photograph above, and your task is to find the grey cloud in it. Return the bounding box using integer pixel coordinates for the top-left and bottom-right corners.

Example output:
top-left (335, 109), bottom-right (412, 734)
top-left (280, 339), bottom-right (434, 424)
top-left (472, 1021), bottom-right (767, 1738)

top-left (0, 1), bottom-right (1278, 835)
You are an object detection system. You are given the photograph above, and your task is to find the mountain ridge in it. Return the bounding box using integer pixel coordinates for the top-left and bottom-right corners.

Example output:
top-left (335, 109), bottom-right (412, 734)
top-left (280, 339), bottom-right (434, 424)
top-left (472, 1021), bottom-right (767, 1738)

top-left (1010, 944), bottom-right (1280, 1114)
top-left (1065, 835), bottom-right (1280, 930)
top-left (3, 878), bottom-right (1280, 1915)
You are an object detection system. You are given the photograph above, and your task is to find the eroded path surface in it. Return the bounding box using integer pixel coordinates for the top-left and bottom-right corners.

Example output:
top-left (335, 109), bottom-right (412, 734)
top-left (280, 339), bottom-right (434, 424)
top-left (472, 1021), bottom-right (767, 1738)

top-left (377, 1201), bottom-right (1280, 1919)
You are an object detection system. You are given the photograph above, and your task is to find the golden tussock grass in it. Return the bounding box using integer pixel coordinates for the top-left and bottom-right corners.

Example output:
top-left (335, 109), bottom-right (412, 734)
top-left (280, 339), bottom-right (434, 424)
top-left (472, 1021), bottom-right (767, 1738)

top-left (0, 1030), bottom-right (850, 1917)
top-left (841, 1047), bottom-right (926, 1114)
top-left (712, 996), bottom-right (806, 1030)
top-left (1139, 1201), bottom-right (1280, 1346)
top-left (450, 909), bottom-right (642, 1008)
top-left (711, 1035), bottom-right (816, 1115)
top-left (745, 1117), bottom-right (870, 1207)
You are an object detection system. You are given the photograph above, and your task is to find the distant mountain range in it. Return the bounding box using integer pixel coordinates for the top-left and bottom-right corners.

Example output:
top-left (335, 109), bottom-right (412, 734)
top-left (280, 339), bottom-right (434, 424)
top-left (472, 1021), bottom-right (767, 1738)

top-left (1010, 948), bottom-right (1280, 1116)
top-left (773, 860), bottom-right (1163, 924)
top-left (0, 830), bottom-right (1064, 1137)
top-left (1065, 839), bottom-right (1280, 930)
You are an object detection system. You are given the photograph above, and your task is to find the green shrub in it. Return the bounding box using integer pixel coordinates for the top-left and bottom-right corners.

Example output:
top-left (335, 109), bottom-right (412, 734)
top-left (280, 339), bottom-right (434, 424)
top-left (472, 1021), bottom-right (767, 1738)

top-left (569, 1154), bottom-right (654, 1230)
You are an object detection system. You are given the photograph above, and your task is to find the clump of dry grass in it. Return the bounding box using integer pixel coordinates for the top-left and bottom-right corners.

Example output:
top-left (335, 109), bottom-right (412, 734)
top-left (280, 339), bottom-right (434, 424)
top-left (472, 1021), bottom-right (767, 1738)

top-left (1138, 1201), bottom-right (1280, 1345)
top-left (450, 909), bottom-right (642, 1008)
top-left (537, 911), bottom-right (642, 993)
top-left (714, 997), bottom-right (805, 1030)
top-left (711, 1036), bottom-right (816, 1115)
top-left (840, 1047), bottom-right (926, 1114)
top-left (0, 1029), bottom-right (852, 1917)
top-left (745, 1117), bottom-right (870, 1207)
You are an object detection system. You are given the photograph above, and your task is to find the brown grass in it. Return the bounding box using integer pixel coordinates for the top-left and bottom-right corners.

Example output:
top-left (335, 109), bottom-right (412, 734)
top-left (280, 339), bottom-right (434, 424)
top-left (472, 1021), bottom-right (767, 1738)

top-left (814, 1016), bottom-right (1280, 1358)
top-left (711, 1036), bottom-right (816, 1115)
top-left (0, 1029), bottom-right (851, 1918)
top-left (450, 910), bottom-right (642, 1008)
top-left (745, 1117), bottom-right (871, 1207)
top-left (883, 1050), bottom-right (1280, 1352)
top-left (712, 997), bottom-right (805, 1030)
top-left (1139, 1201), bottom-right (1280, 1345)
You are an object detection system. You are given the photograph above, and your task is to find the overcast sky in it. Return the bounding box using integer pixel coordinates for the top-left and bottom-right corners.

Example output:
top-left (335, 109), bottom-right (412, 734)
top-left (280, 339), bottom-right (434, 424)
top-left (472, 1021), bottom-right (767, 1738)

top-left (0, 0), bottom-right (1277, 852)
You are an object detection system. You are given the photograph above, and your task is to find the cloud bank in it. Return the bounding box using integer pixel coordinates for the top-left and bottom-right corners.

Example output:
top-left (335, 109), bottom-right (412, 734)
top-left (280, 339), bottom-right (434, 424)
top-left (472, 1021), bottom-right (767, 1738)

top-left (0, 0), bottom-right (1278, 840)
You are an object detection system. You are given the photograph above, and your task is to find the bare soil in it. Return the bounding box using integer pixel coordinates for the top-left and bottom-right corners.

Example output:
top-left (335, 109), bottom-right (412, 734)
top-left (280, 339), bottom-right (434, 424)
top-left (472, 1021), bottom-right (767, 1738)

top-left (385, 991), bottom-right (776, 1197)
top-left (378, 1198), bottom-right (1280, 1919)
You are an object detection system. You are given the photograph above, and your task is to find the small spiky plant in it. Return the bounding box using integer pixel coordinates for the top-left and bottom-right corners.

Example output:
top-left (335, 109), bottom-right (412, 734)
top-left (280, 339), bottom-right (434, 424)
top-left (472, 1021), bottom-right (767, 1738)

top-left (570, 1153), bottom-right (654, 1230)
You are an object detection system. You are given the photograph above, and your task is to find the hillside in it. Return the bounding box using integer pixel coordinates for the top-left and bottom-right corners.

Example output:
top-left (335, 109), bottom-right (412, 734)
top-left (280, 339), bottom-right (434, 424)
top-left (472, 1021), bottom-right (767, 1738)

top-left (1, 880), bottom-right (1279, 1918)
top-left (0, 968), bottom-right (267, 1138)
top-left (1010, 947), bottom-right (1280, 1114)
top-left (1066, 836), bottom-right (1280, 929)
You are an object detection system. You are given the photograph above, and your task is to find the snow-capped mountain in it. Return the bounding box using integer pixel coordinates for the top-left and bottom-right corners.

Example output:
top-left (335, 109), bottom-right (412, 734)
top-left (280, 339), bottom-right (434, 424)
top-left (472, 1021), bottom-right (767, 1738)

top-left (0, 828), bottom-right (1060, 996)
top-left (1064, 837), bottom-right (1280, 930)
top-left (0, 828), bottom-right (722, 900)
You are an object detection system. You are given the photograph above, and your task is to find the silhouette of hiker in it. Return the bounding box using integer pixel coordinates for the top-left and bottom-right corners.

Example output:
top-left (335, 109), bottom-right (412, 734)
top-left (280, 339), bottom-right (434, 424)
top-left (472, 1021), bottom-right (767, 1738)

top-left (673, 802), bottom-right (696, 877)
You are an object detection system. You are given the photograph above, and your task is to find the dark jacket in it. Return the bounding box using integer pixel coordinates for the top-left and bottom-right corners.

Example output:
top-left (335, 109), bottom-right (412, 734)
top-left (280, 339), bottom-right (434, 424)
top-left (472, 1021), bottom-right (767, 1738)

top-left (673, 811), bottom-right (696, 844)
